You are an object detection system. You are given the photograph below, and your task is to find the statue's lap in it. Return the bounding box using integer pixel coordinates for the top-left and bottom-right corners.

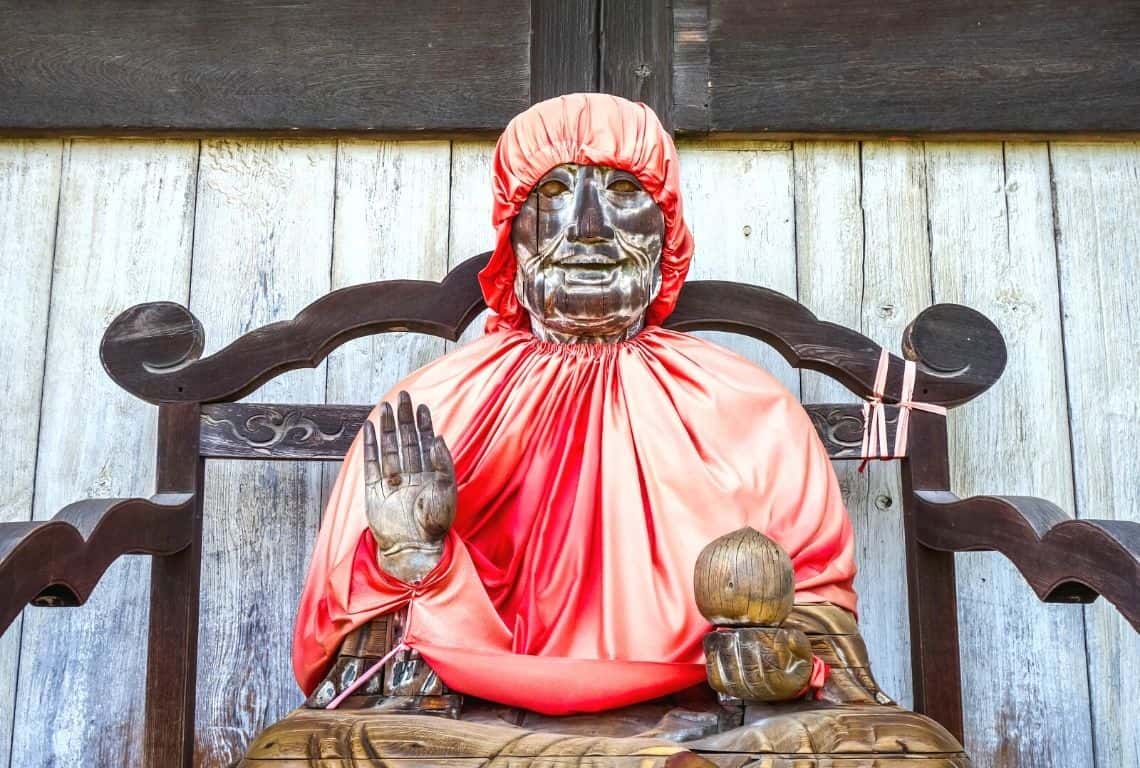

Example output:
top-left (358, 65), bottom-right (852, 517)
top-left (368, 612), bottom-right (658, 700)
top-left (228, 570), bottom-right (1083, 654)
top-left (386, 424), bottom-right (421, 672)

top-left (240, 697), bottom-right (967, 766)
top-left (245, 605), bottom-right (967, 766)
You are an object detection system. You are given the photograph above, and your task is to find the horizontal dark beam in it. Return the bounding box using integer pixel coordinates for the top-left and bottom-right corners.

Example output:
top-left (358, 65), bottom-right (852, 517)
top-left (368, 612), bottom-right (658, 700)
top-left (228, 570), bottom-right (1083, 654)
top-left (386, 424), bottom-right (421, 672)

top-left (0, 0), bottom-right (531, 134)
top-left (198, 402), bottom-right (904, 461)
top-left (2, 0), bottom-right (1136, 135)
top-left (681, 0), bottom-right (1140, 134)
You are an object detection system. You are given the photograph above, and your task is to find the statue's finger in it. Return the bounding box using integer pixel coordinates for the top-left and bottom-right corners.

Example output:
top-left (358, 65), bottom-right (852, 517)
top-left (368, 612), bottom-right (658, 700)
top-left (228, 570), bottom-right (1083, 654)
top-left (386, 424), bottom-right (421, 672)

top-left (362, 420), bottom-right (382, 486)
top-left (706, 646), bottom-right (729, 695)
top-left (416, 404), bottom-right (436, 470)
top-left (704, 633), bottom-right (737, 697)
top-left (736, 635), bottom-right (771, 700)
top-left (379, 401), bottom-right (402, 485)
top-left (397, 391), bottom-right (423, 473)
top-left (430, 436), bottom-right (456, 481)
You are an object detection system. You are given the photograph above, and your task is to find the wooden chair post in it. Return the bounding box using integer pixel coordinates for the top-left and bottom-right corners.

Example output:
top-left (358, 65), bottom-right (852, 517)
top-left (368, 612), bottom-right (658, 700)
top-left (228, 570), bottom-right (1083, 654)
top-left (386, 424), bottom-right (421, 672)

top-left (144, 403), bottom-right (204, 767)
top-left (900, 409), bottom-right (965, 743)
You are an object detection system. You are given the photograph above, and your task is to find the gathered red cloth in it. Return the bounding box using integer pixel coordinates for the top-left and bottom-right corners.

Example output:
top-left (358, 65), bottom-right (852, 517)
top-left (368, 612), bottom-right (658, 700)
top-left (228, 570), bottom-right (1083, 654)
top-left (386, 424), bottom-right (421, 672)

top-left (292, 95), bottom-right (857, 714)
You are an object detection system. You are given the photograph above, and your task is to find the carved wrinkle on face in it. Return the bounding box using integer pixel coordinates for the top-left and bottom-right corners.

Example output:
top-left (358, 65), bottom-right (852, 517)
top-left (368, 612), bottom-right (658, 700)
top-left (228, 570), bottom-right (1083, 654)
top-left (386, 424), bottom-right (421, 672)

top-left (511, 163), bottom-right (665, 344)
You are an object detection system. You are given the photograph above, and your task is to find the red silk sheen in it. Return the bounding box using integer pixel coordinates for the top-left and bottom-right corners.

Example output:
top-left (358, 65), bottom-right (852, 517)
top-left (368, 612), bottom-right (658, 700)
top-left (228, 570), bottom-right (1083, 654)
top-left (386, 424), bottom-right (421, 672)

top-left (293, 328), bottom-right (857, 714)
top-left (292, 93), bottom-right (855, 714)
top-left (481, 93), bottom-right (694, 332)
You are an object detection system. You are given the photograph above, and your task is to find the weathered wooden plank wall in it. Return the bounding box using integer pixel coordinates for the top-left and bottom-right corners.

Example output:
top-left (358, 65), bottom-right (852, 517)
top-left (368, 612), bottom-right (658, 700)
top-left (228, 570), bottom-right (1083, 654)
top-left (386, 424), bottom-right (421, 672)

top-left (0, 140), bottom-right (61, 768)
top-left (0, 138), bottom-right (1137, 767)
top-left (926, 143), bottom-right (1094, 764)
top-left (5, 141), bottom-right (199, 768)
top-left (189, 140), bottom-right (336, 766)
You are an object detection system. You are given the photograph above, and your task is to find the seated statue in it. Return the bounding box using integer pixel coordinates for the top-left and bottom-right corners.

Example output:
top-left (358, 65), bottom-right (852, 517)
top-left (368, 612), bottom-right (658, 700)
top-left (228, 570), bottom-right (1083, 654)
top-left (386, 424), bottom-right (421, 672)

top-left (242, 94), bottom-right (967, 766)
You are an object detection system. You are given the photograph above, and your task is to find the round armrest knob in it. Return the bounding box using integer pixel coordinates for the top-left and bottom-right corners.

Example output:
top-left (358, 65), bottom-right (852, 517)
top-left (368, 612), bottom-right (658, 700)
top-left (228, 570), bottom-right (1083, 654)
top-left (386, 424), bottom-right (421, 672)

top-left (693, 527), bottom-right (794, 627)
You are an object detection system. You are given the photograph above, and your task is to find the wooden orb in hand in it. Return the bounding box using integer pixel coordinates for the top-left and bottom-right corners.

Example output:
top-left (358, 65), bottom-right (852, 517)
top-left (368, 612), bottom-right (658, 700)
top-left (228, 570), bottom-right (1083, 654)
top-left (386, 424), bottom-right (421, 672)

top-left (693, 527), bottom-right (794, 626)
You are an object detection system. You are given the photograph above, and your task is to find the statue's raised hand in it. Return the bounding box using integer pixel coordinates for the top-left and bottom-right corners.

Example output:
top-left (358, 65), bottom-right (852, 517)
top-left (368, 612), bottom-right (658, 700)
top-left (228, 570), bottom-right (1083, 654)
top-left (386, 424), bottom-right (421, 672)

top-left (363, 391), bottom-right (456, 584)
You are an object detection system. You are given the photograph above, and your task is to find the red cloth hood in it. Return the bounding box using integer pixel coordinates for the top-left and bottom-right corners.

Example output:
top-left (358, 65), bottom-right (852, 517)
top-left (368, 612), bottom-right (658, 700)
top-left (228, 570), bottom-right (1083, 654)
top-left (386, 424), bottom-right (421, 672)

top-left (481, 93), bottom-right (695, 332)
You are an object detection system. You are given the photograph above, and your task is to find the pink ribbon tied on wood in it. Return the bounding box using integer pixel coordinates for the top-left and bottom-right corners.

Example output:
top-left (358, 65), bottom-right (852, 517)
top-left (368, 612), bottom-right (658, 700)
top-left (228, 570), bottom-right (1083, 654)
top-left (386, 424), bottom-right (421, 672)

top-left (859, 349), bottom-right (947, 472)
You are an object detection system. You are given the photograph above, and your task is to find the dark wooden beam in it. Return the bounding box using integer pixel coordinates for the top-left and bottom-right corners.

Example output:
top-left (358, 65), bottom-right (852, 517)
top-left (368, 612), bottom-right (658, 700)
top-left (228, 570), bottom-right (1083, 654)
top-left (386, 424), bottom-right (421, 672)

top-left (3, 0), bottom-right (1135, 136)
top-left (672, 0), bottom-right (710, 132)
top-left (681, 0), bottom-right (1140, 135)
top-left (0, 0), bottom-right (531, 135)
top-left (197, 402), bottom-right (906, 462)
top-left (531, 0), bottom-right (600, 101)
top-left (600, 0), bottom-right (673, 130)
top-left (143, 403), bottom-right (204, 768)
top-left (900, 413), bottom-right (965, 743)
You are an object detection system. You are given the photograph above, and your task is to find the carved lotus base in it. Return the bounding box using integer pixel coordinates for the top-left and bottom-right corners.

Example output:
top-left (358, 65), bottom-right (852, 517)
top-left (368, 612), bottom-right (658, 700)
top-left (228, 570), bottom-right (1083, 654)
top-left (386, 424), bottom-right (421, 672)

top-left (239, 700), bottom-right (968, 767)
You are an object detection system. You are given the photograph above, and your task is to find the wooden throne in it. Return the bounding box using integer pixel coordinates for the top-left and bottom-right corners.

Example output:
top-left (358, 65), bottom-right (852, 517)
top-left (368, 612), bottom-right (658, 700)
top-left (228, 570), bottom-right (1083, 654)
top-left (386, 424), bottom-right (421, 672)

top-left (2, 252), bottom-right (1138, 766)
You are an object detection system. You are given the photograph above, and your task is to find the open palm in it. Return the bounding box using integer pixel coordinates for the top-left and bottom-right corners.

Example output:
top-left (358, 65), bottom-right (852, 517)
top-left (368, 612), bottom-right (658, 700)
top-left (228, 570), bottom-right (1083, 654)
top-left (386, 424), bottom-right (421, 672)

top-left (363, 391), bottom-right (456, 584)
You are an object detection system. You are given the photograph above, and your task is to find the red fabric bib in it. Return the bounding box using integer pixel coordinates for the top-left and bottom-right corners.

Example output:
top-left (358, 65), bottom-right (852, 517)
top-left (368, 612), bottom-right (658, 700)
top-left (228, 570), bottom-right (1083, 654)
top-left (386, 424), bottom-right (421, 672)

top-left (293, 329), bottom-right (856, 714)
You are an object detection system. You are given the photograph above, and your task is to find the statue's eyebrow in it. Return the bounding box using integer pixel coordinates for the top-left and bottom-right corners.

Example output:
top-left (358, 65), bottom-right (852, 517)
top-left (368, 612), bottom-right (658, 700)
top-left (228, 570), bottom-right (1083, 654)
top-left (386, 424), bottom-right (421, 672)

top-left (538, 164), bottom-right (576, 182)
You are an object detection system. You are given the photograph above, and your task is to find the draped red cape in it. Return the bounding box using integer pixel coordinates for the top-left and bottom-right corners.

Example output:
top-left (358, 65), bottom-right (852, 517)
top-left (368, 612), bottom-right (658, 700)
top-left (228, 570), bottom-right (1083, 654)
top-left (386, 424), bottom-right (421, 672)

top-left (292, 328), bottom-right (857, 713)
top-left (291, 94), bottom-right (856, 714)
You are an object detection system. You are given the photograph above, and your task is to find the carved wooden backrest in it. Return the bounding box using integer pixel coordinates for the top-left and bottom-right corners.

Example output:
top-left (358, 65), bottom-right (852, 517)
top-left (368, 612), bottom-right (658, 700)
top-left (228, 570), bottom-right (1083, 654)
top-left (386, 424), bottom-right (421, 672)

top-left (99, 252), bottom-right (1008, 462)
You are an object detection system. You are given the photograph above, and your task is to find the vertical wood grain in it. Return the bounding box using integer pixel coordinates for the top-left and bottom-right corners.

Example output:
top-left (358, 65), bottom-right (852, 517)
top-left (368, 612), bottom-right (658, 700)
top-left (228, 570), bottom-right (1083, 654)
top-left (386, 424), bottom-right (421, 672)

top-left (679, 142), bottom-right (800, 395)
top-left (1049, 141), bottom-right (1140, 768)
top-left (447, 141), bottom-right (496, 346)
top-left (792, 141), bottom-right (932, 709)
top-left (599, 0), bottom-right (672, 127)
top-left (327, 140), bottom-right (451, 403)
top-left (530, 0), bottom-right (598, 101)
top-left (857, 142), bottom-right (938, 711)
top-left (188, 139), bottom-right (335, 766)
top-left (11, 139), bottom-right (198, 768)
top-left (925, 142), bottom-right (1095, 766)
top-left (0, 140), bottom-right (62, 768)
top-left (324, 140), bottom-right (453, 506)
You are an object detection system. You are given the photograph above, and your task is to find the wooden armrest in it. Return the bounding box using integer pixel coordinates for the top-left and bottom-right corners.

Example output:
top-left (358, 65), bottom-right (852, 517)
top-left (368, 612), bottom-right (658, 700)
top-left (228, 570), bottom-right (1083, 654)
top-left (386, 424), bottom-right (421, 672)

top-left (913, 490), bottom-right (1140, 631)
top-left (0, 493), bottom-right (194, 633)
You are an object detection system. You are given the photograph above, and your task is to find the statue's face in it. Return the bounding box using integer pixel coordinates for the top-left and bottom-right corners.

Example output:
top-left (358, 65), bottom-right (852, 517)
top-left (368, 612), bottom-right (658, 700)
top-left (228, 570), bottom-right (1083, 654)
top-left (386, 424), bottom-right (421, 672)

top-left (511, 163), bottom-right (665, 341)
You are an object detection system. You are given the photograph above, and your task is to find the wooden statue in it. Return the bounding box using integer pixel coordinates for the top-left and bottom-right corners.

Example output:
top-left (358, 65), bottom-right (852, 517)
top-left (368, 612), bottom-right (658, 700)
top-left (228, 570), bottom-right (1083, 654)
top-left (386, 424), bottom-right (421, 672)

top-left (242, 94), bottom-right (969, 766)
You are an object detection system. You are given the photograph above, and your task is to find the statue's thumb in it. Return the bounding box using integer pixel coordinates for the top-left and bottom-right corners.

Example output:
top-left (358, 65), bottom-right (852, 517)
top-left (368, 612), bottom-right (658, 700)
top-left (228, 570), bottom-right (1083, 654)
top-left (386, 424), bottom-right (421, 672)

top-left (430, 436), bottom-right (456, 480)
top-left (416, 483), bottom-right (454, 537)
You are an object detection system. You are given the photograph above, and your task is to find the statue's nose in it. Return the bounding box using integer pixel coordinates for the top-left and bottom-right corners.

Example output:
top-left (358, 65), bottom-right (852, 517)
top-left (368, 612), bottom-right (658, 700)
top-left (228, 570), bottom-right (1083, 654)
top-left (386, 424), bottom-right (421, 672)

top-left (567, 177), bottom-right (614, 243)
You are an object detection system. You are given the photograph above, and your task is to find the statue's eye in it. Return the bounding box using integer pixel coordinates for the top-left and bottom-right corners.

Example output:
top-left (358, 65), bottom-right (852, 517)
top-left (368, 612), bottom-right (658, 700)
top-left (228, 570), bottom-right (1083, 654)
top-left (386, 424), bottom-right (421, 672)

top-left (538, 179), bottom-right (570, 197)
top-left (607, 178), bottom-right (640, 194)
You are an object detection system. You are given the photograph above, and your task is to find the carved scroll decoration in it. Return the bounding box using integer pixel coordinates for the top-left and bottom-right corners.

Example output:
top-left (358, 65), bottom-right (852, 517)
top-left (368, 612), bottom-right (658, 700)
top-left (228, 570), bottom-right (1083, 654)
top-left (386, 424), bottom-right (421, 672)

top-left (201, 405), bottom-right (348, 458)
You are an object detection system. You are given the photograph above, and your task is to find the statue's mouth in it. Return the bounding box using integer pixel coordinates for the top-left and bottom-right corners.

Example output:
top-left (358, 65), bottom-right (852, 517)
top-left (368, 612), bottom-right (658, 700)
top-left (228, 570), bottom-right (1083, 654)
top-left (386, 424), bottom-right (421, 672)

top-left (552, 252), bottom-right (624, 286)
top-left (558, 253), bottom-right (620, 266)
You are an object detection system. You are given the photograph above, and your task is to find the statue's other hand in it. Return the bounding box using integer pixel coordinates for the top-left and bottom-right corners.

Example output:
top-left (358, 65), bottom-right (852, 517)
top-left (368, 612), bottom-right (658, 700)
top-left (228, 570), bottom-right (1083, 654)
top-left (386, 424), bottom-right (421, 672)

top-left (363, 391), bottom-right (457, 584)
top-left (703, 626), bottom-right (814, 702)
